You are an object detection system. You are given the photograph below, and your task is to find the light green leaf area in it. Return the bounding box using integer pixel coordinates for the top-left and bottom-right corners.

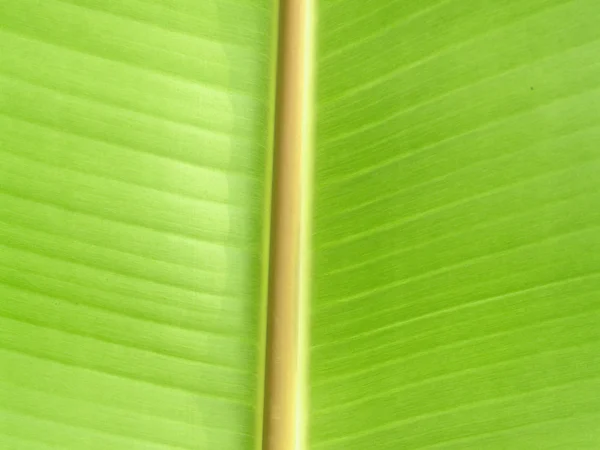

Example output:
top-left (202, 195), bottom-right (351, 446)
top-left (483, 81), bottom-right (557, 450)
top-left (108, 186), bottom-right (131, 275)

top-left (311, 1), bottom-right (600, 449)
top-left (0, 0), bottom-right (274, 449)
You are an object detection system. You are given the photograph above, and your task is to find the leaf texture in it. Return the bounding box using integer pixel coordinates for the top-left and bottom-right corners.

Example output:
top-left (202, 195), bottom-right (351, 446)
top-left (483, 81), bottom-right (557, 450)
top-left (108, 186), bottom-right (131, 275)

top-left (0, 0), bottom-right (275, 449)
top-left (311, 0), bottom-right (600, 448)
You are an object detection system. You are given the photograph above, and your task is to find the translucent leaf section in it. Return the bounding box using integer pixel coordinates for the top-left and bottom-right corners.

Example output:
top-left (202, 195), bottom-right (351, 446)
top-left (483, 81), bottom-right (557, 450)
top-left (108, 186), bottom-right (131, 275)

top-left (311, 1), bottom-right (600, 449)
top-left (0, 0), bottom-right (274, 449)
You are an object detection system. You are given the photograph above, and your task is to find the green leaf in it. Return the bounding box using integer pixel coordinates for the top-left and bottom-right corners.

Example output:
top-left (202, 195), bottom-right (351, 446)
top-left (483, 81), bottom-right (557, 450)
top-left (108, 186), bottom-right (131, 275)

top-left (3, 0), bottom-right (600, 449)
top-left (311, 0), bottom-right (600, 449)
top-left (0, 0), bottom-right (275, 449)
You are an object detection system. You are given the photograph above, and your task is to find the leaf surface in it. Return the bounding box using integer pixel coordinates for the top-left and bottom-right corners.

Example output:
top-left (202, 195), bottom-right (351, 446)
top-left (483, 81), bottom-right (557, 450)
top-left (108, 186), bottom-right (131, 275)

top-left (311, 1), bottom-right (600, 448)
top-left (0, 1), bottom-right (275, 449)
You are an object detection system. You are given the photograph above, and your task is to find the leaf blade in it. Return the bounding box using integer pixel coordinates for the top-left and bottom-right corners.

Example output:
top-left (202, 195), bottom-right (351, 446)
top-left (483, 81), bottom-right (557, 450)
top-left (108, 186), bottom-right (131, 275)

top-left (0, 0), bottom-right (276, 448)
top-left (311, 1), bottom-right (600, 448)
